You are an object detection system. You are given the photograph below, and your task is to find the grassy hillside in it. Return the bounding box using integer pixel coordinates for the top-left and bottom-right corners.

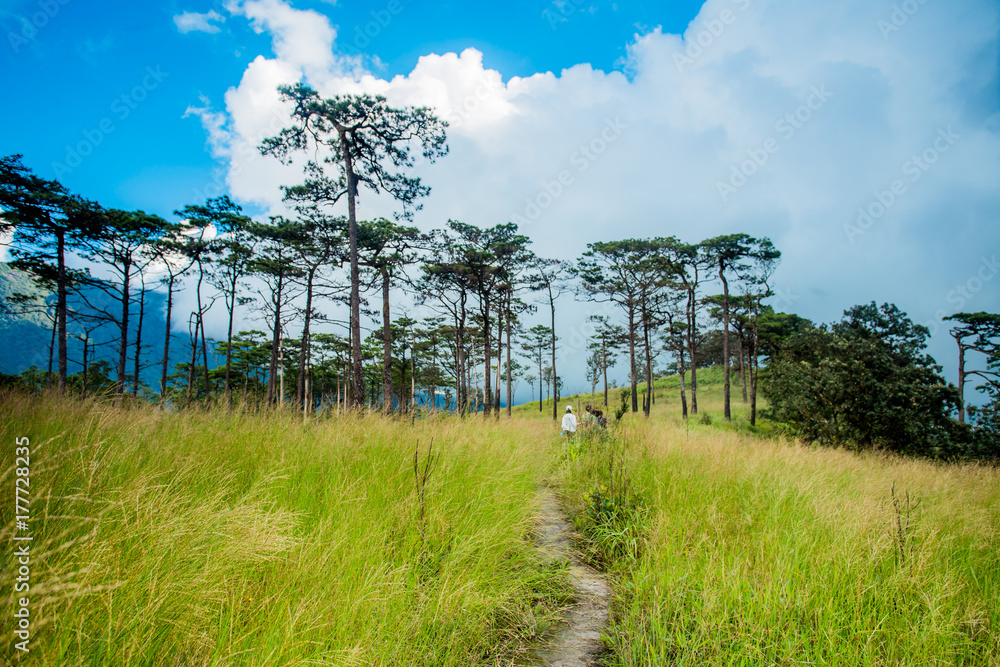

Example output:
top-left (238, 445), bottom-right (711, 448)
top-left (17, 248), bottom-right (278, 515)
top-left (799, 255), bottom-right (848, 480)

top-left (556, 422), bottom-right (1000, 665)
top-left (2, 390), bottom-right (996, 665)
top-left (0, 393), bottom-right (569, 665)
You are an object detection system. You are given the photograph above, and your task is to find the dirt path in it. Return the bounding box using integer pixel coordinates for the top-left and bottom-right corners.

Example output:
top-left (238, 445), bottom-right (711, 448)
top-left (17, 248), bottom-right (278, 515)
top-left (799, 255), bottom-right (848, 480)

top-left (525, 487), bottom-right (610, 667)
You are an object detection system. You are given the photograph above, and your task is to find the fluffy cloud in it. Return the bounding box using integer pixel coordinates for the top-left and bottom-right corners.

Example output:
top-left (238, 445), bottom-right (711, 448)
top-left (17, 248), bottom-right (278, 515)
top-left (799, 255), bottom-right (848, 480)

top-left (173, 10), bottom-right (225, 34)
top-left (192, 0), bottom-right (1000, 393)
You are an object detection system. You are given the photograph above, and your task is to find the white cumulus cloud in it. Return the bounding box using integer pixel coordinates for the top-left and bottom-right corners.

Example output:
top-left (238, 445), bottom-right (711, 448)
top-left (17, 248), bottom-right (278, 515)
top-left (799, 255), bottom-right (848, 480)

top-left (173, 10), bottom-right (225, 34)
top-left (189, 0), bottom-right (1000, 393)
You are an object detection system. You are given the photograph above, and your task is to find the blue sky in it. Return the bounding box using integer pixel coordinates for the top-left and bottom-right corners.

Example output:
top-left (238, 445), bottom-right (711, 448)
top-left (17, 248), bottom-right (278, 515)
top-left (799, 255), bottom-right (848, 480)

top-left (1, 0), bottom-right (705, 216)
top-left (2, 0), bottom-right (999, 400)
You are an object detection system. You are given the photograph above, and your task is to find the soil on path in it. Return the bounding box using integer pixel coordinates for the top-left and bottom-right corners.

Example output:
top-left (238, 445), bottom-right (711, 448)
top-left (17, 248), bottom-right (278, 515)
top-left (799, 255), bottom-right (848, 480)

top-left (525, 487), bottom-right (610, 667)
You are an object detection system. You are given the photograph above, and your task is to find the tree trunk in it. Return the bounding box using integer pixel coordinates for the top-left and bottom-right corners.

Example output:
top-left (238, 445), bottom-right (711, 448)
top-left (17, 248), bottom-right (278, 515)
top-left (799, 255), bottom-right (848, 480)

top-left (642, 306), bottom-right (652, 418)
top-left (550, 289), bottom-right (558, 421)
top-left (505, 296), bottom-right (512, 419)
top-left (750, 298), bottom-right (760, 426)
top-left (538, 344), bottom-right (544, 413)
top-left (343, 139), bottom-right (364, 408)
top-left (133, 276), bottom-right (146, 396)
top-left (279, 328), bottom-right (285, 408)
top-left (80, 334), bottom-right (89, 397)
top-left (686, 286), bottom-right (698, 415)
top-left (161, 274), bottom-right (176, 399)
top-left (957, 339), bottom-right (966, 423)
top-left (628, 306), bottom-right (638, 414)
top-left (186, 313), bottom-right (199, 402)
top-left (266, 278), bottom-right (283, 406)
top-left (483, 299), bottom-right (492, 419)
top-left (738, 328), bottom-right (748, 403)
top-left (56, 225), bottom-right (67, 392)
top-left (719, 258), bottom-right (731, 421)
top-left (494, 306), bottom-right (502, 418)
top-left (602, 333), bottom-right (608, 408)
top-left (678, 343), bottom-right (688, 418)
top-left (116, 256), bottom-right (131, 396)
top-left (200, 303), bottom-right (210, 400)
top-left (48, 309), bottom-right (56, 377)
top-left (298, 267), bottom-right (316, 409)
top-left (381, 268), bottom-right (393, 413)
top-left (224, 281), bottom-right (236, 400)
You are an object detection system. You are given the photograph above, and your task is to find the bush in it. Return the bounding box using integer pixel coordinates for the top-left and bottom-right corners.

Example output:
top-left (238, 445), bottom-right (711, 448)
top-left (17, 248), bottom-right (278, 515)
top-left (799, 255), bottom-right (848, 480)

top-left (762, 303), bottom-right (977, 459)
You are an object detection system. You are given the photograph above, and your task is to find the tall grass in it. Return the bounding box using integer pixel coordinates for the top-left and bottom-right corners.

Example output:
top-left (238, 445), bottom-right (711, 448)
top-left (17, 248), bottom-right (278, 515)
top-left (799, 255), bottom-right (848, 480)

top-left (558, 420), bottom-right (1000, 665)
top-left (0, 392), bottom-right (568, 665)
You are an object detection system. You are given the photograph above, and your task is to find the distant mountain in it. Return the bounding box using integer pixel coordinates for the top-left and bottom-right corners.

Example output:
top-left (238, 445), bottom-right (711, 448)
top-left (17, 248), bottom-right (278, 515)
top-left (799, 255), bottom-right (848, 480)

top-left (0, 263), bottom-right (196, 388)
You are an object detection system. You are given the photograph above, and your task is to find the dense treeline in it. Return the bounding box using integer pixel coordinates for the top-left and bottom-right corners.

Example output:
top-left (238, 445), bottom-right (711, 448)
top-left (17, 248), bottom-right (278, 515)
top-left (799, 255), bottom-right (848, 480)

top-left (1, 84), bottom-right (996, 459)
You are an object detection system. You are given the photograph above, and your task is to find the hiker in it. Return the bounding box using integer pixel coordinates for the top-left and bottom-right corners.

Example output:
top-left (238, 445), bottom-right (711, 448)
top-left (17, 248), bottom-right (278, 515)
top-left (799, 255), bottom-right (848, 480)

top-left (560, 405), bottom-right (577, 437)
top-left (584, 404), bottom-right (607, 429)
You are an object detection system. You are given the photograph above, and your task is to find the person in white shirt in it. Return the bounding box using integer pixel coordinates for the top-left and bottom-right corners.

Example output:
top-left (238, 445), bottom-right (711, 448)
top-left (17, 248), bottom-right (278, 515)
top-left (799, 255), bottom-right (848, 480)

top-left (560, 405), bottom-right (577, 437)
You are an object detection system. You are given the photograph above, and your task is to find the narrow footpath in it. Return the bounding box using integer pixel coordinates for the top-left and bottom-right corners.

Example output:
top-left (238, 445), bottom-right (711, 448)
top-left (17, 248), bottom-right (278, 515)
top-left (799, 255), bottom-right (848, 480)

top-left (526, 487), bottom-right (611, 667)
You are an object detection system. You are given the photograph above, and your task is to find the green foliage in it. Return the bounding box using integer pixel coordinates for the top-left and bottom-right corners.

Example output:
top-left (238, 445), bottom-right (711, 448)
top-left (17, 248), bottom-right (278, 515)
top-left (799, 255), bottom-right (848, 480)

top-left (580, 482), bottom-right (648, 566)
top-left (762, 302), bottom-right (980, 459)
top-left (614, 387), bottom-right (631, 421)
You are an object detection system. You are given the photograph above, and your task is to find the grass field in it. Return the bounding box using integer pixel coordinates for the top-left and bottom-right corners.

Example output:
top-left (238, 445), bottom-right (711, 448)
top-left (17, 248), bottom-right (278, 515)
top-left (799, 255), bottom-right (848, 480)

top-left (2, 379), bottom-right (998, 666)
top-left (554, 406), bottom-right (1000, 665)
top-left (0, 392), bottom-right (569, 665)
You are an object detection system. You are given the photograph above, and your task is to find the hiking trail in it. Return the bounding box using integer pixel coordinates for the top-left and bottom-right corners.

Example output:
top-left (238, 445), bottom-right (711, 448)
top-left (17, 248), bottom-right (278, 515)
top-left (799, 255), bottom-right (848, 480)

top-left (525, 487), bottom-right (610, 667)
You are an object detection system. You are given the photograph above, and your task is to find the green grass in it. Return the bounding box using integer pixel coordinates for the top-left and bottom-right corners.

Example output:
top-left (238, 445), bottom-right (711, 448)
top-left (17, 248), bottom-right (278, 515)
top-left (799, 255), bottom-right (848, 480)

top-left (4, 385), bottom-right (997, 666)
top-left (0, 392), bottom-right (570, 666)
top-left (556, 420), bottom-right (1000, 666)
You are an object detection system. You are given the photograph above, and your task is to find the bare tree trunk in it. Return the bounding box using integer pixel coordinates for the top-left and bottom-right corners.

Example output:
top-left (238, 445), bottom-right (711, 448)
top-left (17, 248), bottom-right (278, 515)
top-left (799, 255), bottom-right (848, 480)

top-left (738, 330), bottom-right (748, 403)
top-left (678, 344), bottom-right (688, 418)
top-left (550, 290), bottom-right (558, 421)
top-left (602, 333), bottom-right (608, 408)
top-left (686, 287), bottom-right (698, 415)
top-left (48, 309), bottom-right (56, 377)
top-left (161, 274), bottom-right (176, 400)
top-left (278, 328), bottom-right (285, 409)
top-left (483, 300), bottom-right (492, 419)
top-left (505, 296), bottom-right (512, 418)
top-left (266, 308), bottom-right (282, 405)
top-left (80, 334), bottom-right (89, 397)
top-left (200, 306), bottom-right (210, 401)
top-left (628, 307), bottom-right (638, 414)
top-left (642, 307), bottom-right (652, 418)
top-left (956, 339), bottom-right (966, 423)
top-left (133, 275), bottom-right (146, 396)
top-left (116, 257), bottom-right (132, 396)
top-left (343, 142), bottom-right (364, 408)
top-left (381, 268), bottom-right (393, 413)
top-left (56, 226), bottom-right (67, 392)
top-left (297, 267), bottom-right (317, 409)
top-left (719, 258), bottom-right (731, 421)
top-left (494, 308), bottom-right (502, 419)
top-left (186, 313), bottom-right (198, 402)
top-left (224, 282), bottom-right (236, 400)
